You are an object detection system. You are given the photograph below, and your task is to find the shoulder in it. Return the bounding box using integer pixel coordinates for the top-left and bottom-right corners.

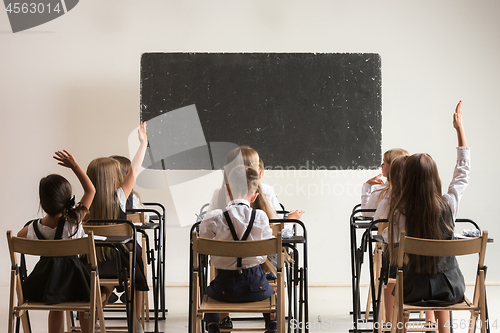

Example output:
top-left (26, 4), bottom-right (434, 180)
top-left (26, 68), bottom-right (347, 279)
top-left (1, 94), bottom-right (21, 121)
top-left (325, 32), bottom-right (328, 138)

top-left (25, 221), bottom-right (36, 239)
top-left (203, 209), bottom-right (224, 222)
top-left (253, 208), bottom-right (270, 223)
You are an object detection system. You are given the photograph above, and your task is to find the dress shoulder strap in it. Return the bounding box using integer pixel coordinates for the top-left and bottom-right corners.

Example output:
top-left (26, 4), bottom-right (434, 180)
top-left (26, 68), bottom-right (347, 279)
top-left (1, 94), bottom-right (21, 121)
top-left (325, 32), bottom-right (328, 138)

top-left (222, 208), bottom-right (257, 272)
top-left (54, 217), bottom-right (65, 240)
top-left (32, 219), bottom-right (46, 240)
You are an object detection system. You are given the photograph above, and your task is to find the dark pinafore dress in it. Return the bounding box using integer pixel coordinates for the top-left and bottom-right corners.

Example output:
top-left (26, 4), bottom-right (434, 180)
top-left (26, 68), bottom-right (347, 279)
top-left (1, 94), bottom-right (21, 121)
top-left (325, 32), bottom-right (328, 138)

top-left (22, 219), bottom-right (92, 304)
top-left (403, 204), bottom-right (466, 306)
top-left (206, 207), bottom-right (274, 303)
top-left (94, 209), bottom-right (149, 291)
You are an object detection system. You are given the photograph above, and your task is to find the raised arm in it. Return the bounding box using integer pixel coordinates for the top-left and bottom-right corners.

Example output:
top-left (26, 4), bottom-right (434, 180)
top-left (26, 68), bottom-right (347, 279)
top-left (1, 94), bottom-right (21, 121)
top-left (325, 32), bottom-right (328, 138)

top-left (445, 101), bottom-right (470, 218)
top-left (53, 150), bottom-right (95, 215)
top-left (453, 100), bottom-right (467, 147)
top-left (121, 121), bottom-right (148, 198)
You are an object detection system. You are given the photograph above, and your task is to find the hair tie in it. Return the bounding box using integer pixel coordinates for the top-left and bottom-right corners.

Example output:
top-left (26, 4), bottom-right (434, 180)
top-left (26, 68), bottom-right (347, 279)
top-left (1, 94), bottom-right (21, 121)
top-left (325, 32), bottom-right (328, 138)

top-left (67, 195), bottom-right (75, 209)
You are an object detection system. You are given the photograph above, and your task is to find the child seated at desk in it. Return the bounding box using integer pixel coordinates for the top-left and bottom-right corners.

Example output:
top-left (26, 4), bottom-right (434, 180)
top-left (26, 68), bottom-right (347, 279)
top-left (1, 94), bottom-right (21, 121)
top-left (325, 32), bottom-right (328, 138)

top-left (111, 155), bottom-right (154, 222)
top-left (200, 165), bottom-right (277, 333)
top-left (17, 150), bottom-right (95, 333)
top-left (386, 100), bottom-right (469, 333)
top-left (361, 148), bottom-right (409, 217)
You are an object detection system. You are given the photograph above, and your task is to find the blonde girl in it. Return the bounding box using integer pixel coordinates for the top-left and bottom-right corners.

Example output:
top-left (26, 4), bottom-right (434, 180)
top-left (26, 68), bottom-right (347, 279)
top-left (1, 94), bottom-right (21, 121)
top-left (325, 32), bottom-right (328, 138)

top-left (111, 155), bottom-right (152, 222)
top-left (86, 122), bottom-right (148, 332)
top-left (361, 148), bottom-right (410, 216)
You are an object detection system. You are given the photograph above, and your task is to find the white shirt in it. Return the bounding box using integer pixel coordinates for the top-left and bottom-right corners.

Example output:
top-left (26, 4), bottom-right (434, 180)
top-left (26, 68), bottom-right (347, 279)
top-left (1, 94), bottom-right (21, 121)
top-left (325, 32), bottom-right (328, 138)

top-left (27, 216), bottom-right (86, 240)
top-left (200, 199), bottom-right (273, 270)
top-left (382, 147), bottom-right (471, 243)
top-left (261, 183), bottom-right (281, 212)
top-left (361, 182), bottom-right (387, 217)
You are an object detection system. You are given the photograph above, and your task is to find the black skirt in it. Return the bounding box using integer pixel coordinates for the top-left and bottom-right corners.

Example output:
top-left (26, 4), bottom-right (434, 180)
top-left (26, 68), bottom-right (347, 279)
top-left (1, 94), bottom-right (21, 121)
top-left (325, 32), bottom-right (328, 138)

top-left (403, 257), bottom-right (465, 306)
top-left (97, 244), bottom-right (149, 292)
top-left (23, 255), bottom-right (91, 305)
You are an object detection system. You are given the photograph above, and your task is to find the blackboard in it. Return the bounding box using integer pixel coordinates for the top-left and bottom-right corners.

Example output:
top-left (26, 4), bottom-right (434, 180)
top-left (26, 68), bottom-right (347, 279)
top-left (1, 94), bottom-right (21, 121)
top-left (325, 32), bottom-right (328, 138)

top-left (140, 53), bottom-right (381, 170)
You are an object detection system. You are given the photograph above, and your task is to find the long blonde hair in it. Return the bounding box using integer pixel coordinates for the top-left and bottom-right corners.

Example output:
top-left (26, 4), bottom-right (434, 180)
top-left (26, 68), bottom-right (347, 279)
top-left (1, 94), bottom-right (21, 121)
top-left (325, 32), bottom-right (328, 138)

top-left (215, 146), bottom-right (277, 218)
top-left (375, 148), bottom-right (410, 202)
top-left (86, 157), bottom-right (124, 220)
top-left (110, 155), bottom-right (142, 207)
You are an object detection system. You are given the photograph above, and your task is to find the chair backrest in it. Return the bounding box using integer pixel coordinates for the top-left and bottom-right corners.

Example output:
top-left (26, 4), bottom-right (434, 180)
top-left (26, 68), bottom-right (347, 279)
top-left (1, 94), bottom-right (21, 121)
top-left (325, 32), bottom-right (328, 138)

top-left (127, 212), bottom-right (145, 224)
top-left (6, 230), bottom-right (98, 270)
top-left (193, 231), bottom-right (283, 271)
top-left (397, 230), bottom-right (488, 269)
top-left (84, 220), bottom-right (134, 237)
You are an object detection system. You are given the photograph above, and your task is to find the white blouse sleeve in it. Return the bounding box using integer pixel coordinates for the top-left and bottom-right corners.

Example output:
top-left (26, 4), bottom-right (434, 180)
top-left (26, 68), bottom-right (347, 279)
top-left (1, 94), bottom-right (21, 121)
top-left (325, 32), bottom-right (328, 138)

top-left (117, 187), bottom-right (127, 213)
top-left (360, 183), bottom-right (372, 208)
top-left (361, 184), bottom-right (386, 217)
top-left (199, 210), bottom-right (220, 239)
top-left (443, 147), bottom-right (470, 219)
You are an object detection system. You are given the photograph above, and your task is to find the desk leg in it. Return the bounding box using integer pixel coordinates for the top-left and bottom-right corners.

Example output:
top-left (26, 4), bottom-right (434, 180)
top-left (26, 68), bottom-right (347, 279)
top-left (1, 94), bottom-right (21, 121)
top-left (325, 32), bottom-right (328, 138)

top-left (350, 224), bottom-right (359, 333)
top-left (303, 243), bottom-right (309, 333)
top-left (148, 233), bottom-right (159, 333)
top-left (286, 263), bottom-right (293, 333)
top-left (161, 217), bottom-right (167, 319)
top-left (188, 239), bottom-right (194, 333)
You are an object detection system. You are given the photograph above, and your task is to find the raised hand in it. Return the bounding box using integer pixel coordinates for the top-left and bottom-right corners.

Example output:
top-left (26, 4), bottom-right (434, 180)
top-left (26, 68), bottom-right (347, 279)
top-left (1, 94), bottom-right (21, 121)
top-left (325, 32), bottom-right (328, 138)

top-left (453, 100), bottom-right (463, 130)
top-left (366, 173), bottom-right (385, 186)
top-left (53, 150), bottom-right (78, 169)
top-left (453, 100), bottom-right (467, 147)
top-left (138, 121), bottom-right (148, 144)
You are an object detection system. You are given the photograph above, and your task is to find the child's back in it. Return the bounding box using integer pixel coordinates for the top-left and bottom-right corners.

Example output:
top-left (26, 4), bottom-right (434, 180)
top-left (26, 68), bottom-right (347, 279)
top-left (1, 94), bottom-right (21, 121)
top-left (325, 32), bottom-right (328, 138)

top-left (199, 166), bottom-right (277, 333)
top-left (200, 197), bottom-right (272, 270)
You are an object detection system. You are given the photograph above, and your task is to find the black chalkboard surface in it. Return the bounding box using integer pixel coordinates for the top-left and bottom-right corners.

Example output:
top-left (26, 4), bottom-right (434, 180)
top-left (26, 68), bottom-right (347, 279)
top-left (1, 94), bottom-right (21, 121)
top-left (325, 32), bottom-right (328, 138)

top-left (140, 53), bottom-right (381, 170)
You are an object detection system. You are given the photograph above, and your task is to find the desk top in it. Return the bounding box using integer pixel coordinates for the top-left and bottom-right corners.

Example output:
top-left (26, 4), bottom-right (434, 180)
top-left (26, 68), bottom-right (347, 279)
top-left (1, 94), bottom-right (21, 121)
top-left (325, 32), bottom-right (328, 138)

top-left (282, 236), bottom-right (306, 244)
top-left (135, 222), bottom-right (160, 230)
top-left (94, 236), bottom-right (133, 245)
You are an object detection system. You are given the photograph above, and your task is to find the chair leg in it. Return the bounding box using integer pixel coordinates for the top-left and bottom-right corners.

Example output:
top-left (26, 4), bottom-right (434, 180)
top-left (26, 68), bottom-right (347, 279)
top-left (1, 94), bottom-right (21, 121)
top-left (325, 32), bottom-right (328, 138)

top-left (8, 270), bottom-right (16, 333)
top-left (141, 236), bottom-right (149, 324)
top-left (89, 272), bottom-right (97, 333)
top-left (365, 282), bottom-right (372, 321)
top-left (480, 271), bottom-right (486, 333)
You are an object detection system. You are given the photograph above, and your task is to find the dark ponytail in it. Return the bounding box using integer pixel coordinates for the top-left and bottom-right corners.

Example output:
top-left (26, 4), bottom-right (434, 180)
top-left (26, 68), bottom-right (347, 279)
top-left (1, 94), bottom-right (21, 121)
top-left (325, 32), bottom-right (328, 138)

top-left (39, 175), bottom-right (82, 236)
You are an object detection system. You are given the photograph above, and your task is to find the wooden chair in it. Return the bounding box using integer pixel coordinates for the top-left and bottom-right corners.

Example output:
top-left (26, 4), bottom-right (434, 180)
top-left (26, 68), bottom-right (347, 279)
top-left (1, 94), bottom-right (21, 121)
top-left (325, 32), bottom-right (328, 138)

top-left (392, 230), bottom-right (488, 333)
top-left (127, 213), bottom-right (150, 325)
top-left (192, 231), bottom-right (285, 333)
top-left (83, 220), bottom-right (138, 333)
top-left (7, 230), bottom-right (106, 333)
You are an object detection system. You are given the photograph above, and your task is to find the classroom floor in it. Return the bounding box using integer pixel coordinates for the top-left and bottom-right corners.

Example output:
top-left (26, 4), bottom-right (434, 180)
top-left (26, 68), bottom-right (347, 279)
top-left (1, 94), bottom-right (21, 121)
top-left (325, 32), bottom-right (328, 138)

top-left (1, 285), bottom-right (499, 332)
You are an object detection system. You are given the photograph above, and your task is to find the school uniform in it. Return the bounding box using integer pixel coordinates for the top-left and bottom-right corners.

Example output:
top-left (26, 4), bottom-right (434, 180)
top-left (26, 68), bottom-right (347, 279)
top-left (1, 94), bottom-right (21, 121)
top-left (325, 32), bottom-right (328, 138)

top-left (126, 192), bottom-right (153, 222)
top-left (208, 184), bottom-right (290, 228)
top-left (23, 215), bottom-right (91, 304)
top-left (200, 199), bottom-right (275, 326)
top-left (94, 187), bottom-right (149, 291)
top-left (360, 182), bottom-right (387, 217)
top-left (385, 147), bottom-right (470, 306)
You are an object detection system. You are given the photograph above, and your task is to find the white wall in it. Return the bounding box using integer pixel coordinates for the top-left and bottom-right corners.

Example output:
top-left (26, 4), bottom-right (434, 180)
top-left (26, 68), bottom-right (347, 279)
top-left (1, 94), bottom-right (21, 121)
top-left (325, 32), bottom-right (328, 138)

top-left (1, 0), bottom-right (499, 287)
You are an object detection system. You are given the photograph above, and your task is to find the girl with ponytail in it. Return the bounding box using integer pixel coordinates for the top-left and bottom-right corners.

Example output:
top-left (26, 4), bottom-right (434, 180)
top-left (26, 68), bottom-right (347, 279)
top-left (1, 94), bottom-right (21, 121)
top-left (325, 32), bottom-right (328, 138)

top-left (17, 150), bottom-right (96, 333)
